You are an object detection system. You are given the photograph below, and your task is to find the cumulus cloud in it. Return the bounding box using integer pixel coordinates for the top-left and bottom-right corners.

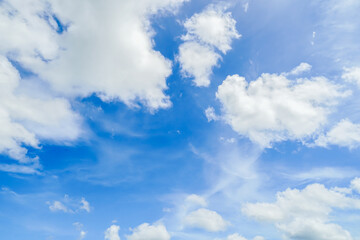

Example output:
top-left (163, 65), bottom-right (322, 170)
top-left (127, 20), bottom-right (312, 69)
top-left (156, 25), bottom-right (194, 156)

top-left (215, 63), bottom-right (349, 147)
top-left (0, 0), bottom-right (189, 111)
top-left (315, 119), bottom-right (360, 148)
top-left (242, 179), bottom-right (360, 240)
top-left (0, 0), bottom-right (189, 165)
top-left (342, 67), bottom-right (360, 87)
top-left (105, 225), bottom-right (121, 240)
top-left (182, 5), bottom-right (241, 53)
top-left (178, 5), bottom-right (240, 87)
top-left (184, 208), bottom-right (228, 232)
top-left (178, 42), bottom-right (221, 87)
top-left (126, 223), bottom-right (170, 240)
top-left (0, 55), bottom-right (81, 171)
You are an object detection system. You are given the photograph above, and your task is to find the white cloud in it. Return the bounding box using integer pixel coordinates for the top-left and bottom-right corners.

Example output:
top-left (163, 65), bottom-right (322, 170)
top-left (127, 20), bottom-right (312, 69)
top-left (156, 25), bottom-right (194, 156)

top-left (227, 233), bottom-right (247, 240)
top-left (205, 107), bottom-right (219, 122)
top-left (184, 208), bottom-right (228, 232)
top-left (48, 195), bottom-right (91, 213)
top-left (105, 225), bottom-right (121, 240)
top-left (252, 237), bottom-right (264, 240)
top-left (351, 177), bottom-right (360, 194)
top-left (0, 0), bottom-right (189, 166)
top-left (79, 231), bottom-right (87, 240)
top-left (0, 0), bottom-right (189, 112)
top-left (38, 0), bottom-right (188, 110)
top-left (49, 201), bottom-right (70, 213)
top-left (342, 67), bottom-right (360, 87)
top-left (178, 5), bottom-right (240, 87)
top-left (182, 5), bottom-right (241, 54)
top-left (242, 180), bottom-right (360, 240)
top-left (73, 222), bottom-right (87, 240)
top-left (80, 197), bottom-right (91, 213)
top-left (315, 119), bottom-right (360, 148)
top-left (126, 223), bottom-right (170, 240)
top-left (0, 55), bottom-right (82, 170)
top-left (286, 62), bottom-right (312, 76)
top-left (185, 194), bottom-right (207, 207)
top-left (243, 2), bottom-right (249, 13)
top-left (216, 65), bottom-right (349, 147)
top-left (178, 42), bottom-right (220, 87)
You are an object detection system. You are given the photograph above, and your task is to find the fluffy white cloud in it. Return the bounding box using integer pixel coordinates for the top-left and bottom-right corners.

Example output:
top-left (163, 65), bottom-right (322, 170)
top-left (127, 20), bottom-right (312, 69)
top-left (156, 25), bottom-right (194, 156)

top-left (178, 42), bottom-right (220, 87)
top-left (184, 208), bottom-right (228, 232)
top-left (242, 180), bottom-right (360, 240)
top-left (0, 55), bottom-right (81, 170)
top-left (105, 225), bottom-right (121, 240)
top-left (0, 0), bottom-right (59, 68)
top-left (182, 6), bottom-right (240, 53)
top-left (0, 0), bottom-right (188, 166)
top-left (216, 64), bottom-right (349, 147)
top-left (126, 223), bottom-right (170, 240)
top-left (315, 119), bottom-right (360, 148)
top-left (178, 5), bottom-right (240, 87)
top-left (40, 0), bottom-right (188, 110)
top-left (1, 0), bottom-right (189, 110)
top-left (342, 67), bottom-right (360, 87)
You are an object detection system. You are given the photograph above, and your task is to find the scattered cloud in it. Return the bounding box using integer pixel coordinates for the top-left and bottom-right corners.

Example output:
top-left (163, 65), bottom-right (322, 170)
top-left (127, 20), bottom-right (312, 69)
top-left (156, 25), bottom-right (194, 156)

top-left (242, 179), bottom-right (360, 240)
top-left (105, 225), bottom-right (121, 240)
top-left (48, 195), bottom-right (91, 214)
top-left (184, 208), bottom-right (228, 232)
top-left (126, 223), bottom-right (170, 240)
top-left (286, 62), bottom-right (312, 76)
top-left (73, 222), bottom-right (87, 240)
top-left (205, 107), bottom-right (219, 122)
top-left (178, 5), bottom-right (240, 86)
top-left (315, 119), bottom-right (360, 148)
top-left (342, 67), bottom-right (360, 87)
top-left (185, 194), bottom-right (207, 207)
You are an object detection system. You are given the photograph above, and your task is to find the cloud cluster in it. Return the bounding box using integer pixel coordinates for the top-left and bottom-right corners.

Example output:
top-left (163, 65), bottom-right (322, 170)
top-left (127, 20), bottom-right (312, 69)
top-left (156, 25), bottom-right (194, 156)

top-left (242, 179), bottom-right (360, 240)
top-left (0, 0), bottom-right (188, 167)
top-left (215, 63), bottom-right (349, 147)
top-left (178, 5), bottom-right (240, 87)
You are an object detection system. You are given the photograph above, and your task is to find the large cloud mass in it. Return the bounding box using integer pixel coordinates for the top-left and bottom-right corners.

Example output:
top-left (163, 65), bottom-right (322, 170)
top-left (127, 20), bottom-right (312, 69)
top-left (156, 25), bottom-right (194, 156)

top-left (242, 180), bottom-right (360, 240)
top-left (215, 65), bottom-right (349, 147)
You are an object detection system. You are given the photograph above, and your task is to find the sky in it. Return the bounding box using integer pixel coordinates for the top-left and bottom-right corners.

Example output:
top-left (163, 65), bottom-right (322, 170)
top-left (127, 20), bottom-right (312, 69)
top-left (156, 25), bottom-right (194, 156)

top-left (1, 0), bottom-right (360, 239)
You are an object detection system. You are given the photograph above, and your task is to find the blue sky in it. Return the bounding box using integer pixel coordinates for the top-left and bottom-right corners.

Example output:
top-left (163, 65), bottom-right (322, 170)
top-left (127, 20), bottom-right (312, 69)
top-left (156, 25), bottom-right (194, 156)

top-left (1, 0), bottom-right (360, 239)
